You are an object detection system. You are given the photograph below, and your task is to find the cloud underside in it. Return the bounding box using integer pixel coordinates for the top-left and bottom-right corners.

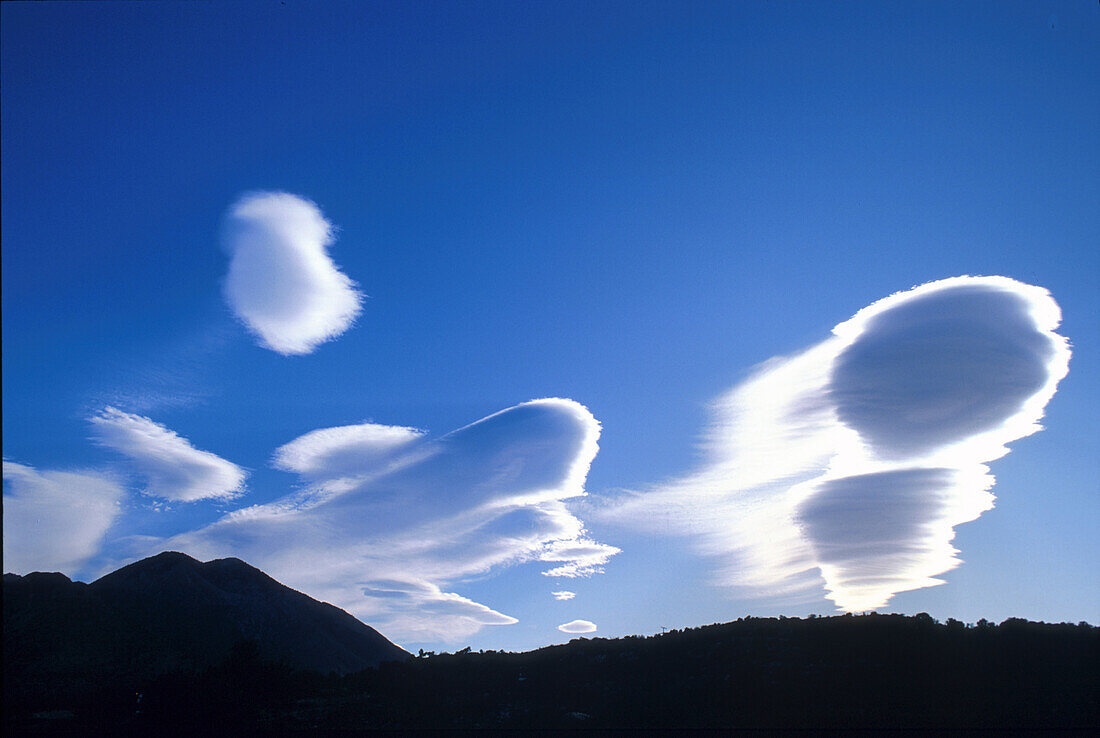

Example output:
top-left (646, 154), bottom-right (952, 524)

top-left (600, 276), bottom-right (1070, 612)
top-left (2, 461), bottom-right (125, 575)
top-left (89, 407), bottom-right (246, 502)
top-left (130, 398), bottom-right (617, 643)
top-left (222, 192), bottom-right (363, 355)
top-left (558, 619), bottom-right (597, 633)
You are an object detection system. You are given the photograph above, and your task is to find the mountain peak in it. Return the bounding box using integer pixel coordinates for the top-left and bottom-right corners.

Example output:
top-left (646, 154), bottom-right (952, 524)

top-left (150, 550), bottom-right (197, 562)
top-left (3, 571), bottom-right (76, 589)
top-left (6, 552), bottom-right (408, 679)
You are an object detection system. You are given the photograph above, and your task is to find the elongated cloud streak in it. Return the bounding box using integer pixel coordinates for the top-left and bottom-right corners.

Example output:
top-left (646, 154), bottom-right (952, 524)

top-left (540, 539), bottom-right (620, 578)
top-left (600, 277), bottom-right (1070, 612)
top-left (2, 461), bottom-right (125, 574)
top-left (272, 422), bottom-right (426, 479)
top-left (222, 192), bottom-right (363, 355)
top-left (122, 399), bottom-right (618, 643)
top-left (89, 407), bottom-right (246, 502)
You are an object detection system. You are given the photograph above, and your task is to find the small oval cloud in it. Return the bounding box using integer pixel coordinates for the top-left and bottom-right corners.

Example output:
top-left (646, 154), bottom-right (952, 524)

top-left (558, 619), bottom-right (597, 634)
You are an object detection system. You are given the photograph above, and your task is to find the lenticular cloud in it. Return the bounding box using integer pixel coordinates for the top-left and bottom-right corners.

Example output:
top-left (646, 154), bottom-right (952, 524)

top-left (222, 192), bottom-right (363, 355)
top-left (557, 619), bottom-right (597, 634)
top-left (131, 398), bottom-right (618, 643)
top-left (271, 422), bottom-right (426, 479)
top-left (89, 407), bottom-right (246, 502)
top-left (601, 276), bottom-right (1070, 612)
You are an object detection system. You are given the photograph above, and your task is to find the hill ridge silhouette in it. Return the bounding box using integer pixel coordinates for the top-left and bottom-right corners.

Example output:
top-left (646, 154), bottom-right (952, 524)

top-left (5, 555), bottom-right (1097, 731)
top-left (3, 551), bottom-right (408, 689)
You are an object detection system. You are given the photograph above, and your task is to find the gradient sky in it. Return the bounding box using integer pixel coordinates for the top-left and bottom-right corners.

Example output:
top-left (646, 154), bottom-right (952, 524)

top-left (3, 1), bottom-right (1097, 653)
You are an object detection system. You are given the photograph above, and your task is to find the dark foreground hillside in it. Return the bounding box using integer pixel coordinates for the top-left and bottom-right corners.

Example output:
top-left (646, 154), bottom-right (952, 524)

top-left (3, 551), bottom-right (408, 727)
top-left (6, 613), bottom-right (1097, 733)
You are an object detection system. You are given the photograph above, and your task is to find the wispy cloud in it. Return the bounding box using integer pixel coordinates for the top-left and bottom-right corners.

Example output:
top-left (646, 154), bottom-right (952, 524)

top-left (557, 619), bottom-right (597, 634)
top-left (119, 399), bottom-right (618, 644)
top-left (87, 323), bottom-right (236, 415)
top-left (598, 277), bottom-right (1070, 612)
top-left (222, 192), bottom-right (363, 355)
top-left (551, 591), bottom-right (576, 601)
top-left (89, 407), bottom-right (246, 502)
top-left (2, 461), bottom-right (125, 575)
top-left (272, 422), bottom-right (426, 479)
top-left (539, 539), bottom-right (620, 578)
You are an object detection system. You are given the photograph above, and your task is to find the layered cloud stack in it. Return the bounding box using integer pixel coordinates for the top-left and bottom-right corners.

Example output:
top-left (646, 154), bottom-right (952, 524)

top-left (602, 277), bottom-right (1070, 611)
top-left (152, 398), bottom-right (617, 642)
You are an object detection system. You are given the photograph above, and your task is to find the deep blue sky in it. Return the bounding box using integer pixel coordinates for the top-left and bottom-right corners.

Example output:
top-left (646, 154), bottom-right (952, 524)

top-left (3, 1), bottom-right (1097, 651)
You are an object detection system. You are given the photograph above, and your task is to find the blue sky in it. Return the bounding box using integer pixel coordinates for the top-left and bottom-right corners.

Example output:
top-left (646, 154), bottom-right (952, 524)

top-left (3, 1), bottom-right (1097, 651)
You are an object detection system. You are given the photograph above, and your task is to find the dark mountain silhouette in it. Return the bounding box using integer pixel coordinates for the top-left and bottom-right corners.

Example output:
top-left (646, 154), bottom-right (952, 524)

top-left (322, 614), bottom-right (1098, 731)
top-left (5, 557), bottom-right (1096, 732)
top-left (3, 551), bottom-right (408, 707)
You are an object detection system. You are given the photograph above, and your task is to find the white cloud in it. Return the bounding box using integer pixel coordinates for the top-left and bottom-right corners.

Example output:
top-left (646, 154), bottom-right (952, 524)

top-left (2, 461), bottom-right (125, 575)
top-left (89, 407), bottom-right (246, 502)
top-left (358, 579), bottom-right (519, 642)
top-left (552, 591), bottom-right (576, 601)
top-left (272, 422), bottom-right (426, 479)
top-left (558, 619), bottom-right (597, 634)
top-left (540, 539), bottom-right (620, 578)
top-left (115, 398), bottom-right (618, 644)
top-left (222, 192), bottom-right (363, 355)
top-left (599, 276), bottom-right (1071, 612)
